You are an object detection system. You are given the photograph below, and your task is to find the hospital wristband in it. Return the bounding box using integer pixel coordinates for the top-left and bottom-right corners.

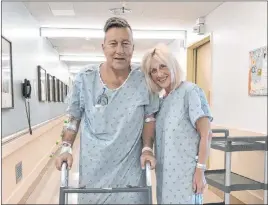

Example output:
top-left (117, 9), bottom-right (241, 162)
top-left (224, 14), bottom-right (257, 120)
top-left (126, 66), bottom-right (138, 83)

top-left (61, 141), bottom-right (72, 147)
top-left (142, 147), bottom-right (153, 154)
top-left (60, 146), bottom-right (73, 155)
top-left (196, 163), bottom-right (206, 170)
top-left (145, 117), bottom-right (156, 123)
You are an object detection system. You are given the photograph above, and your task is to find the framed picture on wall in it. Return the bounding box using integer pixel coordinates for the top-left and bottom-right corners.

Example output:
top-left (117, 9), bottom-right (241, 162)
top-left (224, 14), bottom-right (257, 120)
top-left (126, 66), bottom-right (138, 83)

top-left (57, 79), bottom-right (61, 102)
top-left (59, 81), bottom-right (62, 102)
top-left (66, 85), bottom-right (70, 95)
top-left (1, 36), bottom-right (14, 109)
top-left (54, 77), bottom-right (58, 102)
top-left (248, 46), bottom-right (267, 96)
top-left (37, 65), bottom-right (47, 102)
top-left (64, 84), bottom-right (68, 97)
top-left (47, 74), bottom-right (54, 102)
top-left (61, 82), bottom-right (64, 102)
top-left (50, 74), bottom-right (54, 102)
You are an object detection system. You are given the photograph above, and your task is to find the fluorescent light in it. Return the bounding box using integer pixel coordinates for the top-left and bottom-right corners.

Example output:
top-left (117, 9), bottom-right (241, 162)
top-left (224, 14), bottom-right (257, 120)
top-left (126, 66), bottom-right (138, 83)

top-left (51, 10), bottom-right (75, 16)
top-left (59, 52), bottom-right (103, 56)
top-left (133, 30), bottom-right (185, 39)
top-left (60, 55), bottom-right (105, 62)
top-left (41, 28), bottom-right (104, 38)
top-left (40, 28), bottom-right (186, 40)
top-left (60, 55), bottom-right (141, 63)
top-left (60, 52), bottom-right (104, 57)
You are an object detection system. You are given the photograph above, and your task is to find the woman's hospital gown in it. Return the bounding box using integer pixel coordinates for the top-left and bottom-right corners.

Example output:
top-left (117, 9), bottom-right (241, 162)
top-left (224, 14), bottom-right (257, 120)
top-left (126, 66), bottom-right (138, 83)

top-left (155, 81), bottom-right (213, 204)
top-left (67, 64), bottom-right (159, 204)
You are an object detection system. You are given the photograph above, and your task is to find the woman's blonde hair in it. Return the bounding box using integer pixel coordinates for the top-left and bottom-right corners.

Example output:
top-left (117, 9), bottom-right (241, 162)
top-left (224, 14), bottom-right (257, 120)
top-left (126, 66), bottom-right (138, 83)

top-left (141, 43), bottom-right (183, 93)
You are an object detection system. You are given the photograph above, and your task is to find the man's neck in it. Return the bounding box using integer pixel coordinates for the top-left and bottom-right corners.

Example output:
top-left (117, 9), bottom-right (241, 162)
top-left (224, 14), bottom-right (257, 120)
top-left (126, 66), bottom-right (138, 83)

top-left (107, 63), bottom-right (131, 79)
top-left (100, 63), bottom-right (131, 89)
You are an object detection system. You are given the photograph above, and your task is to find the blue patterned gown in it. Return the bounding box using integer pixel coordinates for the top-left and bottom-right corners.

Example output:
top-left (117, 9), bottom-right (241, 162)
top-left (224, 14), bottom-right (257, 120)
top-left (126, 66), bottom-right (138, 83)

top-left (67, 64), bottom-right (159, 204)
top-left (155, 81), bottom-right (213, 204)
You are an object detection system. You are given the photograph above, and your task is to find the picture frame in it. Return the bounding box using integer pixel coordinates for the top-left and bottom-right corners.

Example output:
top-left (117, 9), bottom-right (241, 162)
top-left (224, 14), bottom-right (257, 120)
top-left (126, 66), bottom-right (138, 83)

top-left (248, 46), bottom-right (267, 96)
top-left (47, 74), bottom-right (50, 101)
top-left (1, 36), bottom-right (14, 109)
top-left (47, 74), bottom-right (54, 102)
top-left (50, 74), bottom-right (54, 102)
top-left (53, 76), bottom-right (58, 102)
top-left (64, 84), bottom-right (68, 97)
top-left (37, 65), bottom-right (47, 102)
top-left (61, 81), bottom-right (64, 102)
top-left (57, 79), bottom-right (61, 102)
top-left (59, 81), bottom-right (62, 102)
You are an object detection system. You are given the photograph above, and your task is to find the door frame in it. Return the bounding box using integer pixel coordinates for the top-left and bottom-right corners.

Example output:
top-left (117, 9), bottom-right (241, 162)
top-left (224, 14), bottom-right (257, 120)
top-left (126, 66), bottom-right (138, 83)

top-left (187, 35), bottom-right (212, 105)
top-left (186, 35), bottom-right (211, 83)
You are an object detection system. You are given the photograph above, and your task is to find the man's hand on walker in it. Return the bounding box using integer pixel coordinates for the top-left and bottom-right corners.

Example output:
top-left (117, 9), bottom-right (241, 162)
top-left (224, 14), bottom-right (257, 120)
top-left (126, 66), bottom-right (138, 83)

top-left (140, 151), bottom-right (156, 170)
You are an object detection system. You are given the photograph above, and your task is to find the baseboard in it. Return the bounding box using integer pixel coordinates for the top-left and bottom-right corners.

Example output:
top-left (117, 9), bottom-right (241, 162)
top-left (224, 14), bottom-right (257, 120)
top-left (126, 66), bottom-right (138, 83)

top-left (208, 186), bottom-right (245, 204)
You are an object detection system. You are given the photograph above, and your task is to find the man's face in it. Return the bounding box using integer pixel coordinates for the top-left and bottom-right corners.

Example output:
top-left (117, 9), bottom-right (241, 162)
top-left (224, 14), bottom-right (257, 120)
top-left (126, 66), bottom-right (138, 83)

top-left (102, 27), bottom-right (134, 70)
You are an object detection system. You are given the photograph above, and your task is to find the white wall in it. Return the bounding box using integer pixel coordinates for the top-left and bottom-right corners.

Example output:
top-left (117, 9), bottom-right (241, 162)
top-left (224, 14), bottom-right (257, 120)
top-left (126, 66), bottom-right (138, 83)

top-left (187, 2), bottom-right (267, 134)
top-left (167, 39), bottom-right (187, 81)
top-left (2, 2), bottom-right (71, 137)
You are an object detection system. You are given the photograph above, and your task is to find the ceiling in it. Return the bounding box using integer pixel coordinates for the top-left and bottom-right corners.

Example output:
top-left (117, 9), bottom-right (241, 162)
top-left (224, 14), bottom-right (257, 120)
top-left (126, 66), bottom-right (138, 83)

top-left (23, 1), bottom-right (223, 73)
top-left (24, 2), bottom-right (222, 29)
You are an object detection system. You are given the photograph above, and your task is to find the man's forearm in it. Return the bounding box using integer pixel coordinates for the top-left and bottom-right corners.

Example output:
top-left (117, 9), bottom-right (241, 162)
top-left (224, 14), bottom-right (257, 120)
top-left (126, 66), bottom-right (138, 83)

top-left (62, 116), bottom-right (81, 146)
top-left (196, 117), bottom-right (211, 164)
top-left (62, 130), bottom-right (78, 146)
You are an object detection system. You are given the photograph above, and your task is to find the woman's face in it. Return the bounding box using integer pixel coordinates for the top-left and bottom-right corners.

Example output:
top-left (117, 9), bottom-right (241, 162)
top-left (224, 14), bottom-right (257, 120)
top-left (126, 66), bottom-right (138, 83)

top-left (150, 58), bottom-right (171, 91)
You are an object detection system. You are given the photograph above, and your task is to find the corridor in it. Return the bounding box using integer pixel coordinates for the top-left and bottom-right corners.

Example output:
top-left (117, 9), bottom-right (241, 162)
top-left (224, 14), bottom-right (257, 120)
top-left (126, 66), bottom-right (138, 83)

top-left (1, 1), bottom-right (267, 204)
top-left (22, 133), bottom-right (222, 204)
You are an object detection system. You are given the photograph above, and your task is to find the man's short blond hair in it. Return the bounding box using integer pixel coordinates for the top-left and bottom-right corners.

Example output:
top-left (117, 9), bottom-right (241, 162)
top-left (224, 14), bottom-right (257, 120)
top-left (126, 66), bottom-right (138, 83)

top-left (141, 43), bottom-right (183, 93)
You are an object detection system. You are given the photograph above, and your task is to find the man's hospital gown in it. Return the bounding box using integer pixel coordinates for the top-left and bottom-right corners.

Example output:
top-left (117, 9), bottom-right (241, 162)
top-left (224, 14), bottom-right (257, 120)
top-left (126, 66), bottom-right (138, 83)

top-left (67, 64), bottom-right (159, 204)
top-left (155, 81), bottom-right (212, 204)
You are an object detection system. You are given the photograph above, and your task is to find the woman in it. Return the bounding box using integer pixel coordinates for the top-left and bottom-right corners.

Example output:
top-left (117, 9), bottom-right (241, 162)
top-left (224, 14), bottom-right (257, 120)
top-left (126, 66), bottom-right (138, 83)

top-left (140, 44), bottom-right (213, 204)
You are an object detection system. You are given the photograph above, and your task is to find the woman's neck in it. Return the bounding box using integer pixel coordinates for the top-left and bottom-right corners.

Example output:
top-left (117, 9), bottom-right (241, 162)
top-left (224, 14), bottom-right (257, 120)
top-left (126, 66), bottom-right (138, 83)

top-left (164, 86), bottom-right (172, 96)
top-left (164, 81), bottom-right (183, 96)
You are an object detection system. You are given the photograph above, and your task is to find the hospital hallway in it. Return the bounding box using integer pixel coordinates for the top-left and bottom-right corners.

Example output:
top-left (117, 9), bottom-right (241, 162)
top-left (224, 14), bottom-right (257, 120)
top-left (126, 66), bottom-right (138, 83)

top-left (3, 114), bottom-right (266, 204)
top-left (1, 1), bottom-right (267, 205)
top-left (22, 133), bottom-right (222, 204)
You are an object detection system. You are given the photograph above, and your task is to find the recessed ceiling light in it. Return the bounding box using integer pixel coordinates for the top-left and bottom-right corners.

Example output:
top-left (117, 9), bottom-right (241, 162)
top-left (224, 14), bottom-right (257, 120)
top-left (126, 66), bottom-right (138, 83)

top-left (49, 2), bottom-right (76, 16)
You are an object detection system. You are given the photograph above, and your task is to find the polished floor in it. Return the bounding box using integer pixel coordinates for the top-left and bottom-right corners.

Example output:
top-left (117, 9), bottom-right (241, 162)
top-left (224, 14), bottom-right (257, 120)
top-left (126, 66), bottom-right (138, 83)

top-left (25, 137), bottom-right (222, 204)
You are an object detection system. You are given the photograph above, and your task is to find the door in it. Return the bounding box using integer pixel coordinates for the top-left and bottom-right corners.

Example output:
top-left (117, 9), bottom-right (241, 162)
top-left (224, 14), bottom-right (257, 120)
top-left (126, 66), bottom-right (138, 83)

top-left (194, 41), bottom-right (212, 105)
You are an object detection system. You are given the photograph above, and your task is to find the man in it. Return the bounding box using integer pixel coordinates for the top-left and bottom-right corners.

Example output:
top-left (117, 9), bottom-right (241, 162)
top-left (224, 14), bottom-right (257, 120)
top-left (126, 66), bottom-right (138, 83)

top-left (55, 17), bottom-right (158, 204)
